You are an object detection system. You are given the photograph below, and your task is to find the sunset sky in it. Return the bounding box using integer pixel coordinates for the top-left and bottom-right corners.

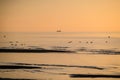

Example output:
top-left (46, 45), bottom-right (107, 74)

top-left (0, 0), bottom-right (120, 32)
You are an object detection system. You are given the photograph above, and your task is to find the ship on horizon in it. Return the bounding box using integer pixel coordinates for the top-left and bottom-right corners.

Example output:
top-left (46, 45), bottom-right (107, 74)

top-left (56, 30), bottom-right (61, 32)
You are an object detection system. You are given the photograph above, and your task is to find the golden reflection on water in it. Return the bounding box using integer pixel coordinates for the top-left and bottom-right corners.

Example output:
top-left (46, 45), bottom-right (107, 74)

top-left (0, 53), bottom-right (120, 80)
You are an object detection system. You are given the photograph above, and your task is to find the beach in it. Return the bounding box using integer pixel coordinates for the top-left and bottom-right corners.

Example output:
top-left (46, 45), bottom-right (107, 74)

top-left (0, 53), bottom-right (120, 80)
top-left (0, 32), bottom-right (120, 80)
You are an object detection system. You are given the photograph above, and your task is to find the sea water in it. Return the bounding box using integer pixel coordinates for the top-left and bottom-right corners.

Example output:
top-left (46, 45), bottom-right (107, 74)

top-left (0, 32), bottom-right (120, 80)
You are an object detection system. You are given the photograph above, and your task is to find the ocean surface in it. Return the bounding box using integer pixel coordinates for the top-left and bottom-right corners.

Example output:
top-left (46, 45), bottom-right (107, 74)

top-left (0, 32), bottom-right (120, 80)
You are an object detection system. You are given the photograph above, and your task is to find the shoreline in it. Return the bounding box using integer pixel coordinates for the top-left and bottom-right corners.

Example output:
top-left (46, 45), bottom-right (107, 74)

top-left (0, 48), bottom-right (74, 53)
top-left (0, 78), bottom-right (34, 80)
top-left (70, 74), bottom-right (120, 78)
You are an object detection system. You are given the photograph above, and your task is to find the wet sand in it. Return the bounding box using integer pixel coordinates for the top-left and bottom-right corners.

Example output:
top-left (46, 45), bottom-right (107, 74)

top-left (1, 63), bottom-right (120, 79)
top-left (70, 74), bottom-right (120, 78)
top-left (0, 78), bottom-right (34, 80)
top-left (0, 48), bottom-right (74, 53)
top-left (0, 65), bottom-right (41, 69)
top-left (0, 64), bottom-right (120, 79)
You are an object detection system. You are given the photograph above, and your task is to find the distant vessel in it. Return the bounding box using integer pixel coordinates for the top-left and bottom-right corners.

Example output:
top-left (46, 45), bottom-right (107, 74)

top-left (56, 30), bottom-right (61, 32)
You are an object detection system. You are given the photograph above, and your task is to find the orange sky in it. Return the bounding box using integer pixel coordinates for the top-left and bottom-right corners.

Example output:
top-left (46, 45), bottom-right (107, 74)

top-left (0, 0), bottom-right (120, 32)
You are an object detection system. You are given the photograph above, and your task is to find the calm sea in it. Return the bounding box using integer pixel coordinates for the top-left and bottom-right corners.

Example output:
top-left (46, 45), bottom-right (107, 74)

top-left (0, 32), bottom-right (120, 80)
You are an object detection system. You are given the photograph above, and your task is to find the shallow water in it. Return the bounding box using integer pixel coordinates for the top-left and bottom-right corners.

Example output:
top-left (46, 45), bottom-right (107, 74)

top-left (0, 32), bottom-right (120, 80)
top-left (0, 53), bottom-right (120, 80)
